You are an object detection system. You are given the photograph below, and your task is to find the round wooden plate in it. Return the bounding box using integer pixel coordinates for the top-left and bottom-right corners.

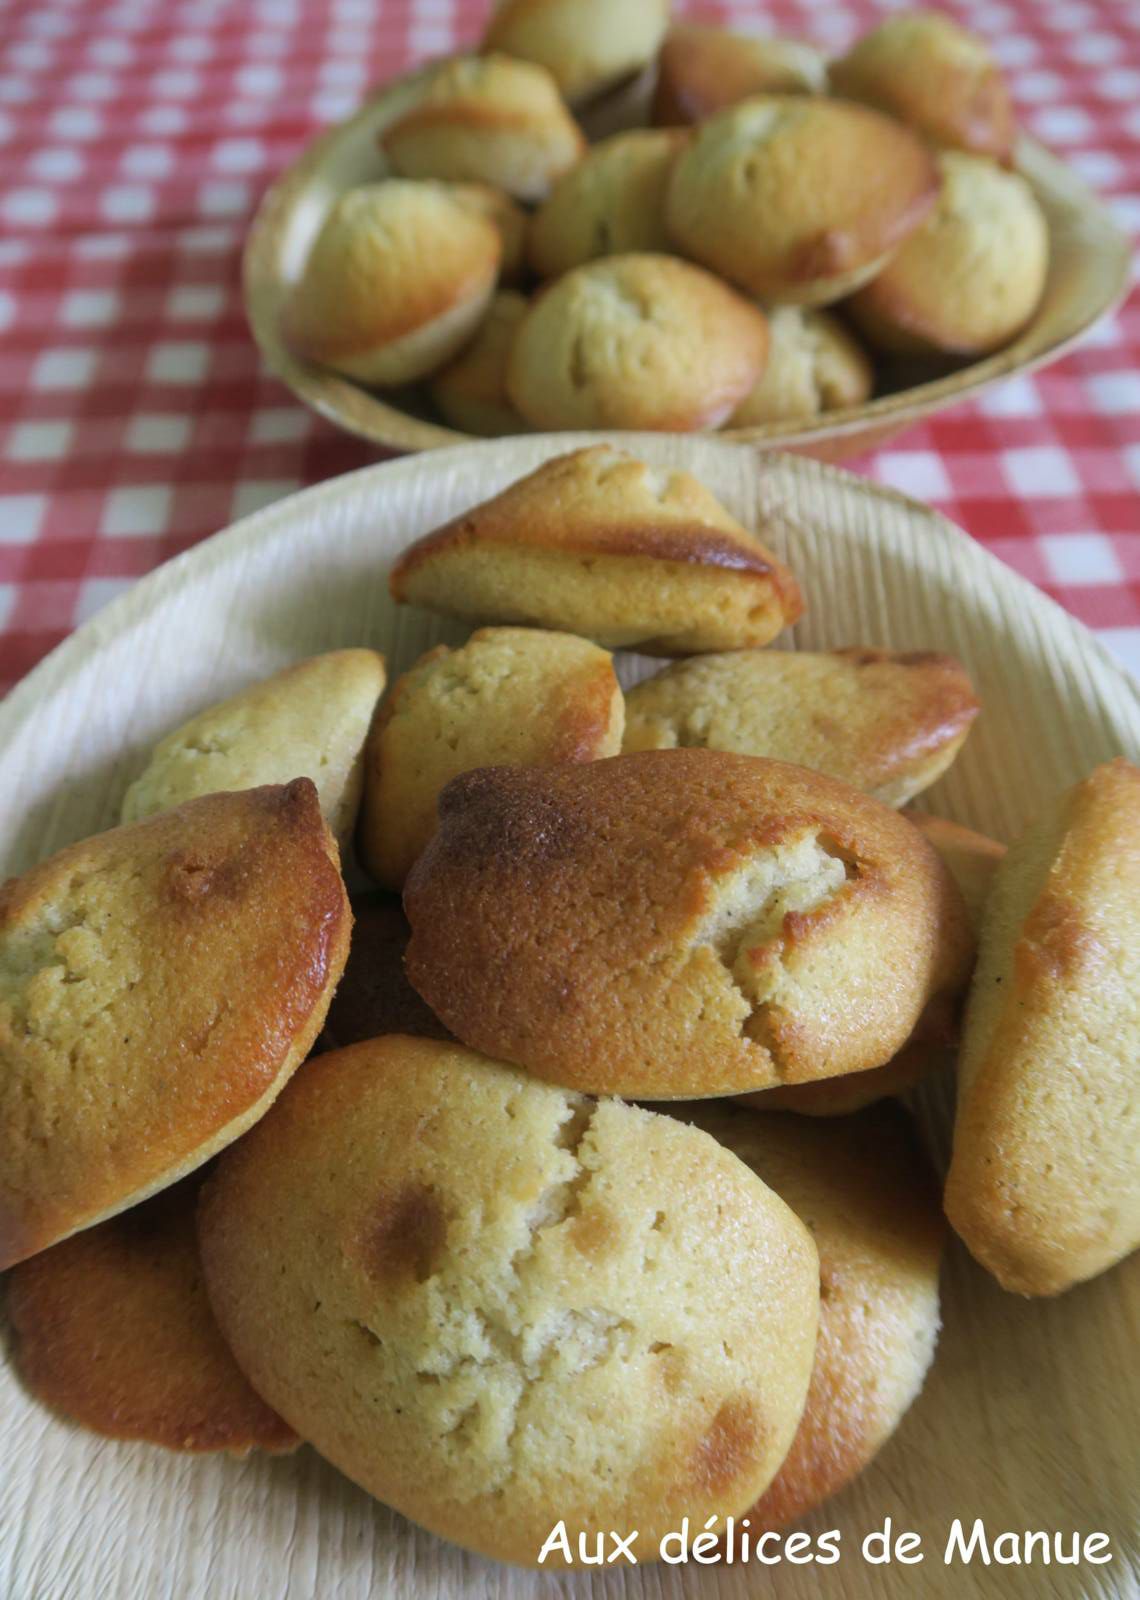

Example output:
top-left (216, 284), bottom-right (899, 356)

top-left (242, 91), bottom-right (1131, 462)
top-left (1, 435), bottom-right (1137, 1599)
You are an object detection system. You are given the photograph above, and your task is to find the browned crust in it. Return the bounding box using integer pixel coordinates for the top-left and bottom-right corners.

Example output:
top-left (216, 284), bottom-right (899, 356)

top-left (832, 648), bottom-right (980, 774)
top-left (396, 512), bottom-right (780, 580)
top-left (389, 449), bottom-right (801, 618)
top-left (653, 26), bottom-right (822, 125)
top-left (5, 1176), bottom-right (297, 1454)
top-left (403, 750), bottom-right (974, 1097)
top-left (0, 780), bottom-right (351, 1269)
top-left (287, 262), bottom-right (495, 365)
top-left (689, 1102), bottom-right (945, 1531)
top-left (549, 655), bottom-right (625, 761)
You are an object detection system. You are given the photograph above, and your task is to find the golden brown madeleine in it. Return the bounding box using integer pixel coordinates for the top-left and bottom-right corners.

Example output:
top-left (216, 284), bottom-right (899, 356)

top-left (319, 894), bottom-right (452, 1051)
top-left (284, 182), bottom-right (500, 387)
top-left (428, 291), bottom-right (530, 438)
top-left (0, 780), bottom-right (351, 1270)
top-left (403, 750), bottom-right (974, 1098)
top-left (359, 626), bottom-right (623, 890)
top-left (198, 1036), bottom-right (819, 1567)
top-left (388, 445), bottom-right (802, 655)
top-left (829, 11), bottom-right (1015, 163)
top-left (946, 759), bottom-right (1140, 1295)
top-left (506, 254), bottom-right (769, 431)
top-left (623, 647), bottom-right (979, 807)
top-left (653, 25), bottom-right (827, 125)
top-left (444, 182), bottom-right (529, 284)
top-left (379, 54), bottom-right (585, 203)
top-left (848, 152), bottom-right (1049, 357)
top-left (665, 96), bottom-right (940, 306)
top-left (679, 1102), bottom-right (944, 1529)
top-left (6, 1177), bottom-right (297, 1454)
top-left (527, 128), bottom-right (688, 279)
top-left (121, 649), bottom-right (386, 846)
top-left (728, 307), bottom-right (873, 427)
top-left (483, 0), bottom-right (670, 107)
top-left (906, 813), bottom-right (1006, 935)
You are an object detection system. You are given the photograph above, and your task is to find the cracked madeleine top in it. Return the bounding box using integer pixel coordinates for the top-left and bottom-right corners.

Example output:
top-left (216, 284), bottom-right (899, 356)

top-left (197, 1035), bottom-right (819, 1566)
top-left (623, 646), bottom-right (979, 808)
top-left (389, 445), bottom-right (801, 655)
top-left (504, 256), bottom-right (770, 432)
top-left (0, 780), bottom-right (351, 1270)
top-left (403, 749), bottom-right (975, 1098)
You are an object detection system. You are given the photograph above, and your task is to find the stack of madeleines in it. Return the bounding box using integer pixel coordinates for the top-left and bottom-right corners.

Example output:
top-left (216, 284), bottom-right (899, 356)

top-left (277, 3), bottom-right (1051, 437)
top-left (4, 446), bottom-right (1137, 1569)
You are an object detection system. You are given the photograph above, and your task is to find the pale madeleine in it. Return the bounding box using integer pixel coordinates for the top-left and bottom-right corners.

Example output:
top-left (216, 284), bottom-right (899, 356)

top-left (506, 254), bottom-right (770, 431)
top-left (6, 1177), bottom-right (298, 1454)
top-left (945, 759), bottom-right (1140, 1296)
top-left (122, 648), bottom-right (385, 845)
top-left (829, 11), bottom-right (1015, 163)
top-left (198, 1035), bottom-right (820, 1566)
top-left (483, 0), bottom-right (670, 106)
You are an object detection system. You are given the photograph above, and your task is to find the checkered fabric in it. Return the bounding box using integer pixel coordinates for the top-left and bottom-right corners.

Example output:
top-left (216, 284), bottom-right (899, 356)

top-left (0, 0), bottom-right (1137, 692)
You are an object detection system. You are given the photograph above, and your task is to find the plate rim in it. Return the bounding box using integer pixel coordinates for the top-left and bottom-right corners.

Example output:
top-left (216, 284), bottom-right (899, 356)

top-left (3, 436), bottom-right (1137, 749)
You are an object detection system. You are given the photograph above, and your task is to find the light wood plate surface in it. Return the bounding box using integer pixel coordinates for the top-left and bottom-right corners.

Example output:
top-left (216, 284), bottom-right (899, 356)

top-left (242, 93), bottom-right (1131, 462)
top-left (1, 436), bottom-right (1137, 1599)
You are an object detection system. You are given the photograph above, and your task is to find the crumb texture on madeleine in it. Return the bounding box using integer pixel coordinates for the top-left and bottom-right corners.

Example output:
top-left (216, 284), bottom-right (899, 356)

top-left (198, 1035), bottom-right (819, 1565)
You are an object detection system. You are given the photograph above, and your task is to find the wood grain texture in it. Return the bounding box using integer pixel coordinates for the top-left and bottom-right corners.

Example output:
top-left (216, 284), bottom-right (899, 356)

top-left (243, 113), bottom-right (1130, 461)
top-left (0, 436), bottom-right (1137, 1599)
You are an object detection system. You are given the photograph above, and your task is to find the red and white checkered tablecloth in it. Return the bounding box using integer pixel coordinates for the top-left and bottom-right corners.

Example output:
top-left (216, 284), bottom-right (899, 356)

top-left (0, 0), bottom-right (1137, 695)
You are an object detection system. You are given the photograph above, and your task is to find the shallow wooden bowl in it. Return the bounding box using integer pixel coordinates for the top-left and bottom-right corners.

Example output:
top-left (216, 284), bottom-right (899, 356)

top-left (243, 99), bottom-right (1131, 462)
top-left (1, 436), bottom-right (1137, 1597)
